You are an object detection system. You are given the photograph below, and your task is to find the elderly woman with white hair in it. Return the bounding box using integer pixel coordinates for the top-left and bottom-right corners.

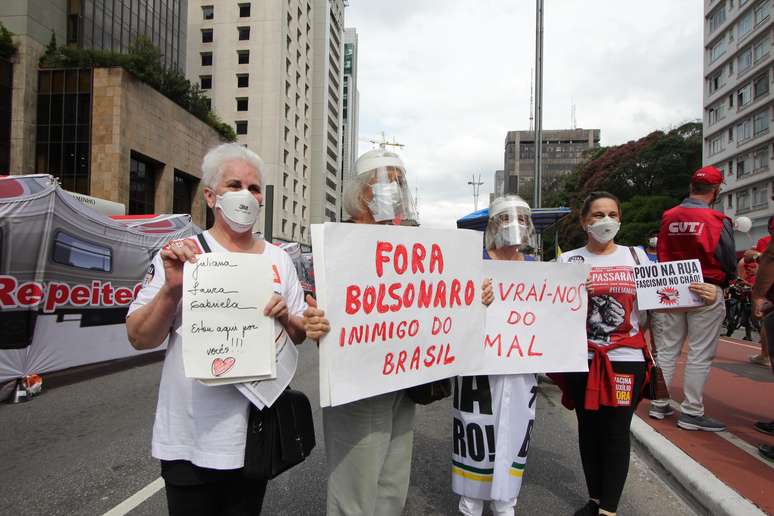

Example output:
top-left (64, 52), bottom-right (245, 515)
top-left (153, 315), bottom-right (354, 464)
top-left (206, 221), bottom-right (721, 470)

top-left (127, 143), bottom-right (307, 515)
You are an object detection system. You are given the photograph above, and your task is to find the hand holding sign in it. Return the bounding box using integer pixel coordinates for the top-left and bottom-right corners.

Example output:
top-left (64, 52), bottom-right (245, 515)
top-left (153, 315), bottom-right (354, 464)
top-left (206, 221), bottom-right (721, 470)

top-left (634, 259), bottom-right (704, 310)
top-left (181, 252), bottom-right (275, 380)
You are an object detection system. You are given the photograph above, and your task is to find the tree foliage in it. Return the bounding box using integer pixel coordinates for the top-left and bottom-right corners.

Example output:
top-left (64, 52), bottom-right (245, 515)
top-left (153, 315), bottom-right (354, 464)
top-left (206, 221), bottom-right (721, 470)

top-left (39, 36), bottom-right (236, 142)
top-left (544, 122), bottom-right (702, 254)
top-left (0, 22), bottom-right (17, 60)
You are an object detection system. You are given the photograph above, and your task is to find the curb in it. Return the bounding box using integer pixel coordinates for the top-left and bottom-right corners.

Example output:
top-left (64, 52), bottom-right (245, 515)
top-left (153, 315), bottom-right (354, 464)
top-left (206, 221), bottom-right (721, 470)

top-left (630, 416), bottom-right (766, 516)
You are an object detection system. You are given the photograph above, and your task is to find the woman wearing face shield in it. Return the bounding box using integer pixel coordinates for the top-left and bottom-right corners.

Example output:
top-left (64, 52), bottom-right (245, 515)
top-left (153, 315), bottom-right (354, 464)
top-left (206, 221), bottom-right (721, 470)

top-left (453, 196), bottom-right (538, 516)
top-left (126, 143), bottom-right (307, 515)
top-left (302, 148), bottom-right (417, 516)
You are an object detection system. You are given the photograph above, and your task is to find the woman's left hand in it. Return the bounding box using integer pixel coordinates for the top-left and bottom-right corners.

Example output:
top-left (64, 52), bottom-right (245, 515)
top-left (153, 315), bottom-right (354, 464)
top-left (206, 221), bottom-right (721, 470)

top-left (481, 278), bottom-right (494, 307)
top-left (264, 294), bottom-right (289, 322)
top-left (689, 282), bottom-right (717, 305)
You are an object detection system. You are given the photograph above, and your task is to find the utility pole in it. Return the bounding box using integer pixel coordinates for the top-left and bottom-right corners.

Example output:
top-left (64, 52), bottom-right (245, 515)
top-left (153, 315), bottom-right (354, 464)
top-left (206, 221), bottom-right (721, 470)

top-left (533, 0), bottom-right (544, 210)
top-left (468, 173), bottom-right (484, 212)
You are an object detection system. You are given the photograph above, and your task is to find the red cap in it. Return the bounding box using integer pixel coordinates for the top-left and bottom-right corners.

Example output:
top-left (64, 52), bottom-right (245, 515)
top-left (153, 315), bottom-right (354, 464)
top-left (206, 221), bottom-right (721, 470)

top-left (691, 166), bottom-right (724, 185)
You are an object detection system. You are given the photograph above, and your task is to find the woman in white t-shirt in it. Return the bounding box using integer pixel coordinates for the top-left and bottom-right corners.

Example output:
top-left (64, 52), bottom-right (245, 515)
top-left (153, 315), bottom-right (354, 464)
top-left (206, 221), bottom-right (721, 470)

top-left (126, 143), bottom-right (307, 516)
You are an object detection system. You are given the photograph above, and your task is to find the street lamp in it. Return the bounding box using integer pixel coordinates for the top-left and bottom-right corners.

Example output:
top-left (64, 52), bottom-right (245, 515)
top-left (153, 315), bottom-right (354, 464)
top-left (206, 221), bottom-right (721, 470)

top-left (468, 173), bottom-right (484, 212)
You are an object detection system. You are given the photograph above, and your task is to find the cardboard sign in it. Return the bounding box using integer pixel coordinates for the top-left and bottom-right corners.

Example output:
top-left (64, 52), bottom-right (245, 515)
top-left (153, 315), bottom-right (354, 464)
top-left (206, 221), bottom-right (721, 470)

top-left (472, 260), bottom-right (590, 376)
top-left (312, 223), bottom-right (485, 407)
top-left (181, 252), bottom-right (275, 380)
top-left (634, 259), bottom-right (704, 310)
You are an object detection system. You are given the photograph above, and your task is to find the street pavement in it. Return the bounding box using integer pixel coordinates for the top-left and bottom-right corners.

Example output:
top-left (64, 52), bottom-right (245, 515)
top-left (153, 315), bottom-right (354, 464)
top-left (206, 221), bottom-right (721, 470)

top-left (0, 343), bottom-right (697, 516)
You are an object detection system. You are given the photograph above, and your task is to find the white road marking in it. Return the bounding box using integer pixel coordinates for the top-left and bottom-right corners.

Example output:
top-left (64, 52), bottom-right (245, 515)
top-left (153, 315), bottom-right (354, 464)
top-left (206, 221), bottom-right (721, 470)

top-left (102, 477), bottom-right (164, 516)
top-left (718, 337), bottom-right (759, 351)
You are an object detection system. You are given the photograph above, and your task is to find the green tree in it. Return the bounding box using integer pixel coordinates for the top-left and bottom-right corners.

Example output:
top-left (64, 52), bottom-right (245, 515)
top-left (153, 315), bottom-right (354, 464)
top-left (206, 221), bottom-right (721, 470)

top-left (0, 22), bottom-right (17, 60)
top-left (548, 122), bottom-right (702, 254)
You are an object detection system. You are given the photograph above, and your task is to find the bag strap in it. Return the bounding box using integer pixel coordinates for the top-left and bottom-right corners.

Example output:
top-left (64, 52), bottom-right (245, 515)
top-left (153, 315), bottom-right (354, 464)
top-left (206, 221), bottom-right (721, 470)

top-left (628, 246), bottom-right (641, 266)
top-left (196, 233), bottom-right (211, 253)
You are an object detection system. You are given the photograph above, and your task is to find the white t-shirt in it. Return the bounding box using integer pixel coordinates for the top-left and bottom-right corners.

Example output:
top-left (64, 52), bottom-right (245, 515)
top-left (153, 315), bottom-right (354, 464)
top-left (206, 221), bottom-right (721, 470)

top-left (127, 231), bottom-right (307, 470)
top-left (559, 245), bottom-right (648, 362)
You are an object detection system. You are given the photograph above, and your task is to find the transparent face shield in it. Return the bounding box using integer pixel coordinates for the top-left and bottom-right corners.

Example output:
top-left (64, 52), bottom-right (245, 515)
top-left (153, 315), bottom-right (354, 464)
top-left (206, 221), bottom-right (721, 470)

top-left (365, 166), bottom-right (417, 223)
top-left (485, 205), bottom-right (536, 250)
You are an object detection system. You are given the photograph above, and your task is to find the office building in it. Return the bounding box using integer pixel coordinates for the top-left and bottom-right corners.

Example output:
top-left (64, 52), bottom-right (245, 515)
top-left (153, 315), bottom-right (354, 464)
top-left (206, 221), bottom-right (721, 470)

top-left (703, 0), bottom-right (774, 246)
top-left (187, 0), bottom-right (345, 245)
top-left (310, 0), bottom-right (344, 225)
top-left (503, 128), bottom-right (600, 206)
top-left (1, 1), bottom-right (211, 225)
top-left (340, 27), bottom-right (358, 220)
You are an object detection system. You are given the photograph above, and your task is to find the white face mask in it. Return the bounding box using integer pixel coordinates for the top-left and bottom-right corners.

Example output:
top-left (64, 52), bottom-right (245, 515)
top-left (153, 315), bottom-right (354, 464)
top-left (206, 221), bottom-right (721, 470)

top-left (494, 222), bottom-right (529, 249)
top-left (215, 189), bottom-right (260, 233)
top-left (368, 182), bottom-right (402, 222)
top-left (587, 216), bottom-right (620, 244)
top-left (648, 237), bottom-right (658, 248)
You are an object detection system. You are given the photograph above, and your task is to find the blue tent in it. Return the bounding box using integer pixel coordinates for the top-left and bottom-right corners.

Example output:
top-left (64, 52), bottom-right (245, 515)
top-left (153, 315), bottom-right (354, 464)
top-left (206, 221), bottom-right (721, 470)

top-left (456, 206), bottom-right (572, 233)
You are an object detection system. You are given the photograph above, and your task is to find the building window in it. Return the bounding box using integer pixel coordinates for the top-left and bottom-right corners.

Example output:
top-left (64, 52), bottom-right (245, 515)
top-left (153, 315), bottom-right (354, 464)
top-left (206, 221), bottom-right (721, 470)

top-left (202, 5), bottom-right (214, 20)
top-left (738, 10), bottom-right (754, 38)
top-left (52, 231), bottom-right (112, 272)
top-left (200, 76), bottom-right (212, 90)
top-left (754, 72), bottom-right (769, 98)
top-left (129, 154), bottom-right (156, 215)
top-left (753, 110), bottom-right (769, 135)
top-left (238, 50), bottom-right (250, 64)
top-left (282, 219), bottom-right (287, 233)
top-left (709, 135), bottom-right (724, 155)
top-left (235, 121), bottom-right (248, 135)
top-left (754, 0), bottom-right (770, 26)
top-left (201, 53), bottom-right (213, 66)
top-left (727, 194), bottom-right (733, 208)
top-left (236, 97), bottom-right (248, 111)
top-left (710, 38), bottom-right (726, 63)
top-left (709, 72), bottom-right (724, 94)
top-left (202, 29), bottom-right (213, 43)
top-left (738, 83), bottom-right (753, 107)
top-left (737, 119), bottom-right (753, 142)
top-left (738, 190), bottom-right (751, 211)
top-left (738, 153), bottom-right (751, 177)
top-left (729, 126), bottom-right (734, 142)
top-left (738, 46), bottom-right (753, 73)
top-left (708, 103), bottom-right (725, 125)
top-left (238, 26), bottom-right (250, 41)
top-left (709, 5), bottom-right (726, 34)
top-left (239, 3), bottom-right (251, 17)
top-left (753, 185), bottom-right (768, 207)
top-left (237, 74), bottom-right (249, 88)
top-left (753, 146), bottom-right (769, 171)
top-left (35, 69), bottom-right (92, 194)
top-left (173, 170), bottom-right (198, 215)
top-left (753, 36), bottom-right (770, 62)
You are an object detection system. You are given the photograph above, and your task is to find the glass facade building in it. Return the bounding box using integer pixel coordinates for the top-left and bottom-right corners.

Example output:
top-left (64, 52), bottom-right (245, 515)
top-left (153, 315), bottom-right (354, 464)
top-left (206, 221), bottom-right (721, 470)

top-left (35, 69), bottom-right (92, 194)
top-left (67, 0), bottom-right (187, 71)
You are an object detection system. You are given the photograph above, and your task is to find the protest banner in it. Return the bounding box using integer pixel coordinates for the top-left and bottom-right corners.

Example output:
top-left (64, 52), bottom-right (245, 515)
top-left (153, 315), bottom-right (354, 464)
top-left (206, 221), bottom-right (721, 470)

top-left (312, 223), bottom-right (485, 407)
top-left (634, 259), bottom-right (704, 310)
top-left (471, 260), bottom-right (590, 376)
top-left (181, 252), bottom-right (275, 380)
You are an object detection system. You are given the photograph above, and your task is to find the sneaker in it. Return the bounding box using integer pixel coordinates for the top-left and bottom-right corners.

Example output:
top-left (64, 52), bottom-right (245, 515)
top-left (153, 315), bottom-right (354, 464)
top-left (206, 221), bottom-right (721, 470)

top-left (573, 500), bottom-right (599, 516)
top-left (649, 403), bottom-right (675, 420)
top-left (753, 420), bottom-right (774, 436)
top-left (677, 413), bottom-right (726, 432)
top-left (749, 354), bottom-right (771, 367)
top-left (759, 444), bottom-right (774, 462)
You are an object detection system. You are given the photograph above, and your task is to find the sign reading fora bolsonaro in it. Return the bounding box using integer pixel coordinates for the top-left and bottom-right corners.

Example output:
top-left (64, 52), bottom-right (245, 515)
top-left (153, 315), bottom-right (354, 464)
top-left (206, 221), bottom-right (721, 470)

top-left (633, 259), bottom-right (704, 310)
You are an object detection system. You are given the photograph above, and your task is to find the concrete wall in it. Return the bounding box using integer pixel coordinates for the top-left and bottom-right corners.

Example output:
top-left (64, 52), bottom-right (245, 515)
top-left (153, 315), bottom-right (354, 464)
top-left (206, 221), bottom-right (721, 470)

top-left (89, 67), bottom-right (224, 227)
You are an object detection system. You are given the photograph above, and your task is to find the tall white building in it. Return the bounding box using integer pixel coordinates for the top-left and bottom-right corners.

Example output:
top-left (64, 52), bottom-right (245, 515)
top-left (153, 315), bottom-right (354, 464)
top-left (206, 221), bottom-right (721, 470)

top-left (186, 0), bottom-right (315, 245)
top-left (703, 0), bottom-right (774, 247)
top-left (310, 0), bottom-right (345, 223)
top-left (340, 27), bottom-right (359, 220)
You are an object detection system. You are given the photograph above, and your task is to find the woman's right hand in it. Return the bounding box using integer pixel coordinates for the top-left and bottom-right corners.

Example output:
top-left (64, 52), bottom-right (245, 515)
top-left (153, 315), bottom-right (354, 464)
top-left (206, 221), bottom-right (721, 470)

top-left (303, 295), bottom-right (331, 340)
top-left (159, 239), bottom-right (199, 291)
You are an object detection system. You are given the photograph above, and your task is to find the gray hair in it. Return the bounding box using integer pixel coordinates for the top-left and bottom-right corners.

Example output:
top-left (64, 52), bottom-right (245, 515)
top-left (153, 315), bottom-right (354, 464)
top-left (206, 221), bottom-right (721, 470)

top-left (342, 170), bottom-right (374, 219)
top-left (201, 143), bottom-right (265, 189)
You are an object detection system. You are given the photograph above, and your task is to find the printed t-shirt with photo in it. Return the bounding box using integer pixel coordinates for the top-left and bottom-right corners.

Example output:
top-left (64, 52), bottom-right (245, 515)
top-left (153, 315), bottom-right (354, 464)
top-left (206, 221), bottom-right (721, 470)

top-left (559, 245), bottom-right (648, 362)
top-left (127, 231), bottom-right (307, 470)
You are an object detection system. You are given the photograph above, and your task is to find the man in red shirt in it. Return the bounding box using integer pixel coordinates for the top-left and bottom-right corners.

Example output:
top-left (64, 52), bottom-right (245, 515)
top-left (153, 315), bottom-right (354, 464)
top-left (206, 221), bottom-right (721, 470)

top-left (649, 166), bottom-right (737, 432)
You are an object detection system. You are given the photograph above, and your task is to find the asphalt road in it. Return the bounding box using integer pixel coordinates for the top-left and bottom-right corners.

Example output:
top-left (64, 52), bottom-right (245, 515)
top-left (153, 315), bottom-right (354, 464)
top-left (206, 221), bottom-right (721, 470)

top-left (0, 343), bottom-right (698, 516)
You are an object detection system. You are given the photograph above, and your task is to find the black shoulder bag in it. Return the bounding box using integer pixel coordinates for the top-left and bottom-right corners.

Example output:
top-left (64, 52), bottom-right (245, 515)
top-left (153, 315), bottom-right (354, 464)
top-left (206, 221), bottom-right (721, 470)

top-left (195, 233), bottom-right (316, 480)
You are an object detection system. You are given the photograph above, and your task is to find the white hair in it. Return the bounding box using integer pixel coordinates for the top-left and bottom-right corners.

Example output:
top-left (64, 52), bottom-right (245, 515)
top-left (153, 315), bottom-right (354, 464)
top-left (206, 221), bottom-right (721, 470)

top-left (342, 170), bottom-right (374, 220)
top-left (201, 143), bottom-right (265, 189)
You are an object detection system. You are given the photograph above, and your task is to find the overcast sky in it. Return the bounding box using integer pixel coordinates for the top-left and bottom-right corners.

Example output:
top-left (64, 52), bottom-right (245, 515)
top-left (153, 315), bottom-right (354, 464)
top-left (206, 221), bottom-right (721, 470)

top-left (345, 1), bottom-right (703, 228)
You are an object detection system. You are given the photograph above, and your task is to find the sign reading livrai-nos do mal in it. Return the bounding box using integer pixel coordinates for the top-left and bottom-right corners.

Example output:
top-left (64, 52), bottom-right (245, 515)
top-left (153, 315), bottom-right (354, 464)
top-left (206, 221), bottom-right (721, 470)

top-left (633, 259), bottom-right (704, 311)
top-left (472, 260), bottom-right (591, 376)
top-left (312, 223), bottom-right (485, 407)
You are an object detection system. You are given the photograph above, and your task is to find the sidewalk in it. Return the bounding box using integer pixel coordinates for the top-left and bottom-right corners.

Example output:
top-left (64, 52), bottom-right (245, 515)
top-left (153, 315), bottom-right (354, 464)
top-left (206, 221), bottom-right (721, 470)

top-left (632, 334), bottom-right (774, 515)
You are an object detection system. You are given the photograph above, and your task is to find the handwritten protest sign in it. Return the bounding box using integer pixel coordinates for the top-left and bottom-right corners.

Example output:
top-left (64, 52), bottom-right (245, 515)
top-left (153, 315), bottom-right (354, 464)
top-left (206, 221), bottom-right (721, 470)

top-left (470, 260), bottom-right (590, 376)
top-left (634, 259), bottom-right (704, 310)
top-left (312, 223), bottom-right (485, 407)
top-left (181, 253), bottom-right (274, 380)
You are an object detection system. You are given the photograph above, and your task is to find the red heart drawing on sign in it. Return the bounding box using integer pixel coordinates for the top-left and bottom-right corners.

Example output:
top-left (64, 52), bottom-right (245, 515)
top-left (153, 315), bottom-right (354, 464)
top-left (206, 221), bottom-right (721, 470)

top-left (211, 357), bottom-right (236, 377)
